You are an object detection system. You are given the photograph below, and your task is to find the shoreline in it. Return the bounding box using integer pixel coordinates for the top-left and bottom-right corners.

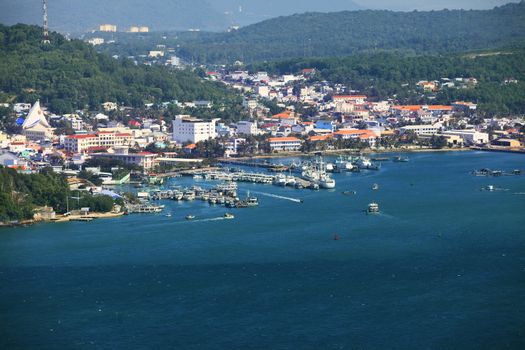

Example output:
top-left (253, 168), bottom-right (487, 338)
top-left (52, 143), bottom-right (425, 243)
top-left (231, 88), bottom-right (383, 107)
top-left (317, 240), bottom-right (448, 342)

top-left (1, 211), bottom-right (125, 228)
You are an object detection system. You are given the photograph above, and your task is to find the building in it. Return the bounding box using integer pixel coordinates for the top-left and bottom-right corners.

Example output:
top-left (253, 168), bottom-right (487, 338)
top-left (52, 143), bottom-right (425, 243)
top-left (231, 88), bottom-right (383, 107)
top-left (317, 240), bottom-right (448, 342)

top-left (99, 24), bottom-right (117, 32)
top-left (148, 51), bottom-right (164, 58)
top-left (64, 132), bottom-right (133, 153)
top-left (87, 37), bottom-right (105, 46)
top-left (490, 138), bottom-right (521, 148)
top-left (91, 148), bottom-right (157, 170)
top-left (237, 121), bottom-right (258, 135)
top-left (21, 101), bottom-right (54, 142)
top-left (172, 115), bottom-right (219, 144)
top-left (399, 125), bottom-right (440, 136)
top-left (268, 137), bottom-right (302, 152)
top-left (129, 26), bottom-right (149, 33)
top-left (333, 129), bottom-right (378, 146)
top-left (442, 130), bottom-right (489, 145)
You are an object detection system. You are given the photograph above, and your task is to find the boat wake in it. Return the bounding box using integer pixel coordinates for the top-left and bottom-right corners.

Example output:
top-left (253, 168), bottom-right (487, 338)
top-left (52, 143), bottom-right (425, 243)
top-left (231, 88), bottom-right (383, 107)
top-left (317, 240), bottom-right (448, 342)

top-left (250, 191), bottom-right (303, 203)
top-left (513, 192), bottom-right (525, 195)
top-left (190, 217), bottom-right (227, 223)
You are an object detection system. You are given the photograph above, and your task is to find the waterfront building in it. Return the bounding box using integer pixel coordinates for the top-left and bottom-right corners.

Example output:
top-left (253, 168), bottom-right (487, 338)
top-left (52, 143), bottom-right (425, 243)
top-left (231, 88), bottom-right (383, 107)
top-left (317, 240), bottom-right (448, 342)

top-left (91, 148), bottom-right (157, 170)
top-left (268, 137), bottom-right (302, 152)
top-left (64, 132), bottom-right (133, 153)
top-left (442, 130), bottom-right (489, 145)
top-left (172, 115), bottom-right (219, 144)
top-left (333, 129), bottom-right (378, 146)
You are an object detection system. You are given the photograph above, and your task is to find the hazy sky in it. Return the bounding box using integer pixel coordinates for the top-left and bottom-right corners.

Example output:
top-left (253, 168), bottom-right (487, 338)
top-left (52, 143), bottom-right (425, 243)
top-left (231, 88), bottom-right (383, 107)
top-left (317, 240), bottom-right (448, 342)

top-left (354, 0), bottom-right (521, 10)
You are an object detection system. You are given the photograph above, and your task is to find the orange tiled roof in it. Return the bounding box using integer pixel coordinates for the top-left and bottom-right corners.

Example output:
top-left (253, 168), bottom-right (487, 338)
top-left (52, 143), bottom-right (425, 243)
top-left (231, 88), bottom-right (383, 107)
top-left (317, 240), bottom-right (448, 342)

top-left (268, 137), bottom-right (301, 142)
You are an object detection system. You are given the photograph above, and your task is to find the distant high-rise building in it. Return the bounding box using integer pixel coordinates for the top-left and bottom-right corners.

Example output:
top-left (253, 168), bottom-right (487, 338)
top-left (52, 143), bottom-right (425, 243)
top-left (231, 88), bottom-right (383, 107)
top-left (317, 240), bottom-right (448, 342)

top-left (99, 24), bottom-right (117, 32)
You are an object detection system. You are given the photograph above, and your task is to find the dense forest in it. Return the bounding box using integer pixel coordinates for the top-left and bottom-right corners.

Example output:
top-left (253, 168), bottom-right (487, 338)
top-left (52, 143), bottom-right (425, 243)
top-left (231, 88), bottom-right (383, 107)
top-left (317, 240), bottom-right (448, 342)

top-left (0, 166), bottom-right (121, 222)
top-left (170, 2), bottom-right (525, 63)
top-left (247, 51), bottom-right (525, 115)
top-left (0, 24), bottom-right (239, 114)
top-left (0, 166), bottom-right (69, 221)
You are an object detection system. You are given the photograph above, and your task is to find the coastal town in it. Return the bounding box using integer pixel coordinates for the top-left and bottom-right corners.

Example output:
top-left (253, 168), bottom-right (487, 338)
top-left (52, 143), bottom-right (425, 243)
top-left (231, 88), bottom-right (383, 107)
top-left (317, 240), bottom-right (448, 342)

top-left (1, 66), bottom-right (524, 225)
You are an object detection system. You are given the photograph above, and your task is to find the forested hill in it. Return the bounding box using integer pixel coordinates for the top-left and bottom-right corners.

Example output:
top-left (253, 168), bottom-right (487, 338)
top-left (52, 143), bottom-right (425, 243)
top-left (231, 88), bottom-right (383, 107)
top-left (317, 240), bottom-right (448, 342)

top-left (247, 52), bottom-right (525, 115)
top-left (176, 1), bottom-right (525, 63)
top-left (0, 24), bottom-right (236, 114)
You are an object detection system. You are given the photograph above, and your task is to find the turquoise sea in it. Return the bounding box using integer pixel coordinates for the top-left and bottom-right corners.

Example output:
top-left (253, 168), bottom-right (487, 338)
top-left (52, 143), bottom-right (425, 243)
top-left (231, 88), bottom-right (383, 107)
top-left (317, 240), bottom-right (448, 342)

top-left (1, 151), bottom-right (525, 349)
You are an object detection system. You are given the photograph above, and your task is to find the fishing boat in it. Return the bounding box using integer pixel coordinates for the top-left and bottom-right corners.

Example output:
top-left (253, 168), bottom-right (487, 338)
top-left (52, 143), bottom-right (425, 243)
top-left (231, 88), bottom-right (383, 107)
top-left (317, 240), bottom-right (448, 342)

top-left (273, 174), bottom-right (287, 186)
top-left (224, 213), bottom-right (235, 219)
top-left (335, 156), bottom-right (354, 171)
top-left (367, 202), bottom-right (380, 214)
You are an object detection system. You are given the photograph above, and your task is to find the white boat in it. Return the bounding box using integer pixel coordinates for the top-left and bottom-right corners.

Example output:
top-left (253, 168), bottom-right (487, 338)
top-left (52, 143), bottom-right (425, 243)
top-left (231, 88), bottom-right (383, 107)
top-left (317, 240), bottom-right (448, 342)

top-left (335, 156), bottom-right (354, 171)
top-left (367, 202), bottom-right (380, 214)
top-left (319, 173), bottom-right (336, 189)
top-left (300, 157), bottom-right (336, 189)
top-left (372, 183), bottom-right (379, 190)
top-left (273, 174), bottom-right (287, 186)
top-left (185, 215), bottom-right (195, 220)
top-left (224, 213), bottom-right (235, 219)
top-left (356, 157), bottom-right (372, 168)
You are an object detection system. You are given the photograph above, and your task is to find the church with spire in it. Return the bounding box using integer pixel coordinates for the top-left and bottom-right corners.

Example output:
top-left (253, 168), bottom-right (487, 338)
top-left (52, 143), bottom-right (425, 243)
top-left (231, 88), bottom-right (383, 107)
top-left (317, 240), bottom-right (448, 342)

top-left (22, 101), bottom-right (54, 142)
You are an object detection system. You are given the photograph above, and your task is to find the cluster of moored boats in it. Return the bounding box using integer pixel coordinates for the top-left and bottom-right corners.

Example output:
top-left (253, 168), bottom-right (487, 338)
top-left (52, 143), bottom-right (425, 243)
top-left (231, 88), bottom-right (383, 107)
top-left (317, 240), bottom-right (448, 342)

top-left (143, 182), bottom-right (259, 209)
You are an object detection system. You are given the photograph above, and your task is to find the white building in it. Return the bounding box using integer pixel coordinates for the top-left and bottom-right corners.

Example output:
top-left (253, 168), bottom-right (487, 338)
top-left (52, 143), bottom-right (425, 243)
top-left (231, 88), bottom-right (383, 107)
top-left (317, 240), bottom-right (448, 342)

top-left (236, 121), bottom-right (258, 135)
top-left (21, 101), bottom-right (54, 142)
top-left (268, 137), bottom-right (302, 152)
top-left (399, 125), bottom-right (440, 135)
top-left (172, 115), bottom-right (219, 144)
top-left (442, 130), bottom-right (489, 145)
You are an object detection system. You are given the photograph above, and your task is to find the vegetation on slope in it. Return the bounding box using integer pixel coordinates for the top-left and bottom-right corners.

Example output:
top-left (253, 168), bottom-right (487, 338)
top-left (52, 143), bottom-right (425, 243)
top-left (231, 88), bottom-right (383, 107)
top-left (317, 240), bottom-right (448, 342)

top-left (174, 2), bottom-right (525, 63)
top-left (0, 24), bottom-right (239, 114)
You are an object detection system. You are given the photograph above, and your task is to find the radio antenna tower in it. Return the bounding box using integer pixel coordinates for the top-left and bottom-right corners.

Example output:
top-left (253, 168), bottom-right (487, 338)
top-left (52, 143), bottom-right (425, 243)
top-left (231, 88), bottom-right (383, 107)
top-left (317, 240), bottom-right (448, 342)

top-left (42, 0), bottom-right (50, 43)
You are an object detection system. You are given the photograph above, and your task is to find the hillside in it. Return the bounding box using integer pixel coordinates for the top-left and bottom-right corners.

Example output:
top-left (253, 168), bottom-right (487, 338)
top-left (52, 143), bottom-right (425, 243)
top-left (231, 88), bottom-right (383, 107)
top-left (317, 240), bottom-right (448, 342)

top-left (175, 2), bottom-right (525, 63)
top-left (247, 52), bottom-right (525, 115)
top-left (0, 24), bottom-right (237, 114)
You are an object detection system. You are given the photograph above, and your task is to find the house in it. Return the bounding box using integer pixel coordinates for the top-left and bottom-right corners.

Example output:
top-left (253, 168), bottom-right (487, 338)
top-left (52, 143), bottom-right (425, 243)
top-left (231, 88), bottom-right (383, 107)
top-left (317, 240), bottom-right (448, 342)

top-left (268, 137), bottom-right (302, 152)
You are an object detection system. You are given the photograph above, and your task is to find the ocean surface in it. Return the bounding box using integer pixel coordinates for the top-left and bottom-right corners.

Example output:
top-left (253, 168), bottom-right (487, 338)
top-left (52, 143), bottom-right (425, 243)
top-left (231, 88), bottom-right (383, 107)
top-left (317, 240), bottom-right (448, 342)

top-left (1, 151), bottom-right (524, 349)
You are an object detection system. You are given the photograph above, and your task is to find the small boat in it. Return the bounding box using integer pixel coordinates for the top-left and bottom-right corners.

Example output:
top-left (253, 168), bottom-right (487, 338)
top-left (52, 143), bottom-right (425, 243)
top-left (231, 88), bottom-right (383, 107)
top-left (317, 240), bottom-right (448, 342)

top-left (367, 202), bottom-right (380, 214)
top-left (185, 215), bottom-right (195, 220)
top-left (484, 185), bottom-right (495, 191)
top-left (393, 156), bottom-right (409, 162)
top-left (333, 234), bottom-right (340, 241)
top-left (165, 213), bottom-right (172, 217)
top-left (342, 190), bottom-right (357, 195)
top-left (372, 183), bottom-right (379, 190)
top-left (224, 213), bottom-right (235, 219)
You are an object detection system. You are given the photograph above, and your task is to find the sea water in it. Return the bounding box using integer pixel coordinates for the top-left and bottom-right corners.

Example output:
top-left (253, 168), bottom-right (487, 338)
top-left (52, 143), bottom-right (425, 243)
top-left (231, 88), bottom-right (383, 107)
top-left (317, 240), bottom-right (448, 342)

top-left (1, 151), bottom-right (524, 349)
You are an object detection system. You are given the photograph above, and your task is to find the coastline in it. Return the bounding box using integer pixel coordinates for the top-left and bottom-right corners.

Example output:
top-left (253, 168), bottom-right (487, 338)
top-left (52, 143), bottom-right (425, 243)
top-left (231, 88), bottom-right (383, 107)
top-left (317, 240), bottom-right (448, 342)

top-left (0, 211), bottom-right (125, 229)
